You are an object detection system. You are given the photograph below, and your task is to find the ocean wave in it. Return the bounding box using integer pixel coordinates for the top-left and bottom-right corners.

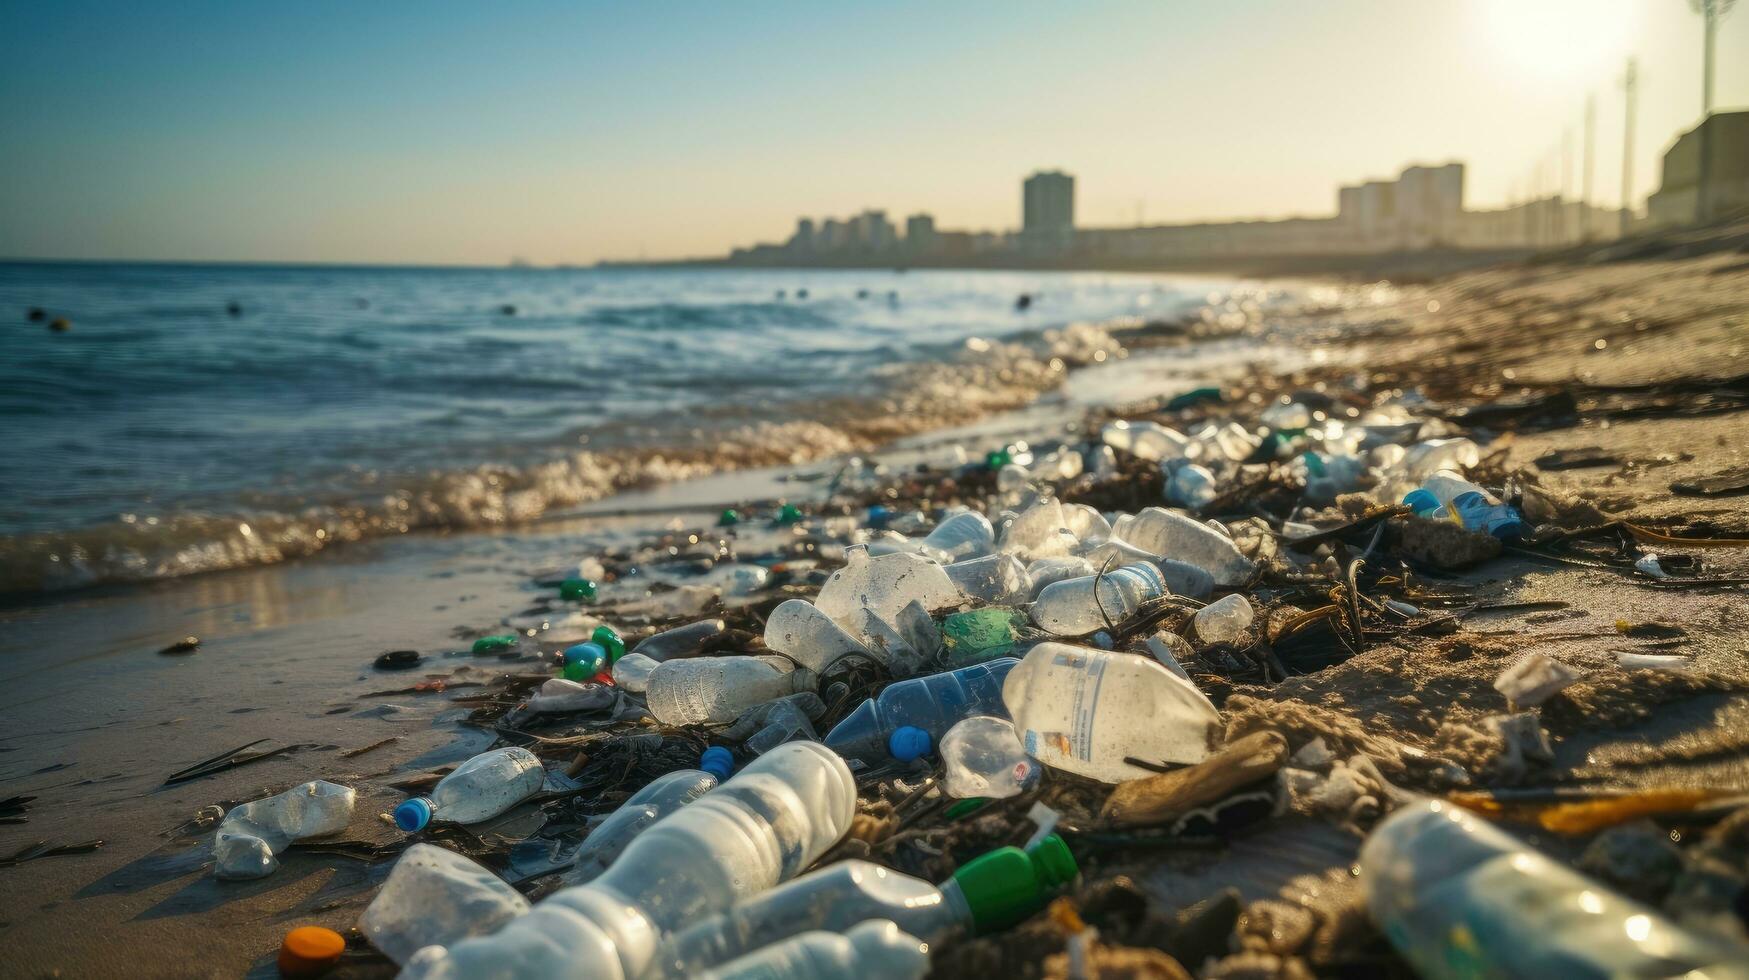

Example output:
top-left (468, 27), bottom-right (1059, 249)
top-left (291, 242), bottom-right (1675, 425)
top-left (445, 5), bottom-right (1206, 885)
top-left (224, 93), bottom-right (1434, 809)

top-left (0, 320), bottom-right (1128, 594)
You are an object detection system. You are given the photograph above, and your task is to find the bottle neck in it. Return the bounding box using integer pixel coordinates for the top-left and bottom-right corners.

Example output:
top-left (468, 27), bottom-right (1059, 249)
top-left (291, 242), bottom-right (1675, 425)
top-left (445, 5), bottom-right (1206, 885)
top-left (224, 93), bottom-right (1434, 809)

top-left (938, 877), bottom-right (974, 927)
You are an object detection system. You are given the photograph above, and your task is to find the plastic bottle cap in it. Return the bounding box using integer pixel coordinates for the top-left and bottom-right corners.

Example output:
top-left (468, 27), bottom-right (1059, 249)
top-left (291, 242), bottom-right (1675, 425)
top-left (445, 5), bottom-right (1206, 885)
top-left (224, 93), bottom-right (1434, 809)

top-left (867, 504), bottom-right (892, 526)
top-left (700, 747), bottom-right (734, 782)
top-left (559, 577), bottom-right (598, 601)
top-left (393, 797), bottom-right (433, 832)
top-left (1402, 488), bottom-right (1441, 514)
top-left (561, 642), bottom-right (607, 673)
top-left (718, 508), bottom-right (740, 526)
top-left (950, 834), bottom-right (1079, 933)
top-left (888, 726), bottom-right (932, 762)
top-left (278, 925), bottom-right (345, 977)
top-left (590, 625), bottom-right (627, 663)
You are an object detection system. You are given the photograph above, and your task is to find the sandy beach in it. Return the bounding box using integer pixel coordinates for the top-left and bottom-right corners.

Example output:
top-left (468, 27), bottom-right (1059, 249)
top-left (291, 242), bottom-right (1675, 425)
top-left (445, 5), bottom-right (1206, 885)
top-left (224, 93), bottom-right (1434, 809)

top-left (3, 223), bottom-right (1748, 978)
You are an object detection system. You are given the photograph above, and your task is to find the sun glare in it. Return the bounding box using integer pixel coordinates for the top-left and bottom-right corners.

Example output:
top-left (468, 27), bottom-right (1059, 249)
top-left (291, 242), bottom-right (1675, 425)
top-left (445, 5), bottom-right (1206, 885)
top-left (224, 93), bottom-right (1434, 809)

top-left (1477, 0), bottom-right (1640, 82)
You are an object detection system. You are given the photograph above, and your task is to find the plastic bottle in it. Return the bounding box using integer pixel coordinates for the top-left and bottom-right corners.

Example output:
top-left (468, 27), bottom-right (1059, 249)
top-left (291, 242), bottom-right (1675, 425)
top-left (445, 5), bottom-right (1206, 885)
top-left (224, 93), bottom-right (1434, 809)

top-left (212, 780), bottom-right (356, 879)
top-left (360, 843), bottom-right (531, 965)
top-left (525, 677), bottom-right (615, 714)
top-left (1101, 420), bottom-right (1195, 462)
top-left (1260, 401), bottom-right (1312, 430)
top-left (1003, 642), bottom-right (1220, 782)
top-left (591, 625), bottom-right (627, 663)
top-left (696, 920), bottom-right (928, 980)
top-left (999, 498), bottom-right (1077, 560)
top-left (1400, 438), bottom-right (1480, 480)
top-left (612, 652), bottom-right (660, 693)
top-left (1193, 594), bottom-right (1255, 645)
top-left (921, 511), bottom-right (995, 561)
top-left (940, 608), bottom-right (1024, 665)
top-left (634, 619), bottom-right (727, 662)
top-left (1165, 463), bottom-right (1219, 510)
top-left (394, 747), bottom-right (545, 832)
top-left (1362, 800), bottom-right (1749, 979)
top-left (1025, 556), bottom-right (1096, 599)
top-left (824, 658), bottom-right (1020, 766)
top-left (400, 742), bottom-right (857, 980)
top-left (996, 462), bottom-right (1032, 497)
top-left (652, 837), bottom-right (1077, 977)
top-left (1420, 470), bottom-right (1495, 506)
top-left (720, 693), bottom-right (826, 756)
top-left (1109, 507), bottom-right (1255, 586)
top-left (941, 716), bottom-right (1039, 799)
top-left (564, 769), bottom-right (719, 884)
top-left (814, 547), bottom-right (961, 633)
top-left (1449, 493), bottom-right (1529, 541)
top-left (645, 656), bottom-right (817, 726)
top-left (763, 599), bottom-right (870, 673)
top-left (1029, 562), bottom-right (1166, 637)
top-left (944, 553), bottom-right (1031, 604)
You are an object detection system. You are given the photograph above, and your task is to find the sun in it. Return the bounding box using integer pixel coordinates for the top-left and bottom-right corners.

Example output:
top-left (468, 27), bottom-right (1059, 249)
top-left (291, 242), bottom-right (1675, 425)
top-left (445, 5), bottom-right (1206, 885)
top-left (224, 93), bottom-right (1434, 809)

top-left (1476, 0), bottom-right (1642, 82)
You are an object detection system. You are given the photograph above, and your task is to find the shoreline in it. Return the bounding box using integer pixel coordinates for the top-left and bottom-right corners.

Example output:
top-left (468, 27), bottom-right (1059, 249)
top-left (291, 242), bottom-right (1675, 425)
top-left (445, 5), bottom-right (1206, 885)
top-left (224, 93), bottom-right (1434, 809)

top-left (3, 226), bottom-right (1747, 977)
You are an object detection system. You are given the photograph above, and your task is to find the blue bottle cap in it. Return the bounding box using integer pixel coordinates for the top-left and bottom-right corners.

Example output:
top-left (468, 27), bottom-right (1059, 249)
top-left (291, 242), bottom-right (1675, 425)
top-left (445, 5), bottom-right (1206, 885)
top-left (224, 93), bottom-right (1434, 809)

top-left (1402, 488), bottom-right (1441, 515)
top-left (889, 726), bottom-right (932, 762)
top-left (562, 642), bottom-right (607, 670)
top-left (393, 797), bottom-right (433, 832)
top-left (867, 505), bottom-right (892, 527)
top-left (700, 747), bottom-right (734, 782)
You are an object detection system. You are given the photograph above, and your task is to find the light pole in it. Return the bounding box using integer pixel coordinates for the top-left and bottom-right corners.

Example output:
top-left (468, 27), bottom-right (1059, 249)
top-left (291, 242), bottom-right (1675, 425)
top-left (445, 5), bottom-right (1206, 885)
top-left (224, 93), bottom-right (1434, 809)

top-left (1690, 0), bottom-right (1736, 221)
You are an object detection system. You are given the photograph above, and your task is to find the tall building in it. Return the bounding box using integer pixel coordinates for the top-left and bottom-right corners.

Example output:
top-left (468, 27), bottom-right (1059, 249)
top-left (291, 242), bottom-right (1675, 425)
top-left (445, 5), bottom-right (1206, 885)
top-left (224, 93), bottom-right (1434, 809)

top-left (905, 213), bottom-right (937, 254)
top-left (1646, 110), bottom-right (1749, 228)
top-left (850, 209), bottom-right (896, 251)
top-left (788, 218), bottom-right (815, 253)
top-left (1022, 170), bottom-right (1075, 252)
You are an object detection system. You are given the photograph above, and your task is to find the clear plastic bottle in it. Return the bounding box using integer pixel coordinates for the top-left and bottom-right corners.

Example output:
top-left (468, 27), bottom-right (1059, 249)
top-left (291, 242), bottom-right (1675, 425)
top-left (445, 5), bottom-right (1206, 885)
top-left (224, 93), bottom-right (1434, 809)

top-left (696, 920), bottom-right (929, 980)
top-left (645, 656), bottom-right (817, 726)
top-left (814, 547), bottom-right (961, 634)
top-left (612, 652), bottom-right (660, 692)
top-left (212, 780), bottom-right (356, 879)
top-left (1165, 463), bottom-right (1219, 510)
top-left (394, 747), bottom-right (545, 832)
top-left (564, 769), bottom-right (719, 884)
top-left (823, 658), bottom-right (1020, 766)
top-left (1101, 420), bottom-right (1195, 462)
top-left (763, 599), bottom-right (870, 673)
top-left (1109, 507), bottom-right (1255, 586)
top-left (401, 741), bottom-right (857, 980)
top-left (653, 836), bottom-right (1077, 977)
top-left (633, 619), bottom-right (727, 662)
top-left (1420, 470), bottom-right (1495, 506)
top-left (525, 678), bottom-right (614, 715)
top-left (1193, 594), bottom-right (1255, 644)
top-left (1029, 562), bottom-right (1166, 637)
top-left (360, 843), bottom-right (530, 965)
top-left (1363, 800), bottom-right (1749, 979)
top-left (941, 716), bottom-right (1039, 799)
top-left (999, 498), bottom-right (1077, 560)
top-left (944, 553), bottom-right (1031, 604)
top-left (1025, 556), bottom-right (1096, 599)
top-left (1400, 438), bottom-right (1480, 480)
top-left (719, 693), bottom-right (825, 756)
top-left (1003, 642), bottom-right (1220, 782)
top-left (921, 510), bottom-right (996, 561)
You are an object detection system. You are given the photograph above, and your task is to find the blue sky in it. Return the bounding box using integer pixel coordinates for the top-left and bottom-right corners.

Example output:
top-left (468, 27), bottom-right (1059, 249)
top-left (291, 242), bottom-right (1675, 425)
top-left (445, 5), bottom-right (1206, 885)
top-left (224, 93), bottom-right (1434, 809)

top-left (1, 0), bottom-right (1741, 264)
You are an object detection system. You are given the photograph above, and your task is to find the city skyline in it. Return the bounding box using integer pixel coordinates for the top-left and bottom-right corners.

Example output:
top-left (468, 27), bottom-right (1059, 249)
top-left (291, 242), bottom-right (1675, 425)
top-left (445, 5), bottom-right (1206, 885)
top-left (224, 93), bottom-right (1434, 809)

top-left (1, 0), bottom-right (1744, 265)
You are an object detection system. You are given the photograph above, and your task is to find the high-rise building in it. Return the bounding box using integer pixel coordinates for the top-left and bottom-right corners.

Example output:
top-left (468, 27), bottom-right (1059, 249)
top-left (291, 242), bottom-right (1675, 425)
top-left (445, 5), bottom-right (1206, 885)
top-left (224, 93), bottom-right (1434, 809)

top-left (788, 218), bottom-right (815, 253)
top-left (905, 213), bottom-right (937, 254)
top-left (1022, 170), bottom-right (1075, 252)
top-left (850, 209), bottom-right (896, 251)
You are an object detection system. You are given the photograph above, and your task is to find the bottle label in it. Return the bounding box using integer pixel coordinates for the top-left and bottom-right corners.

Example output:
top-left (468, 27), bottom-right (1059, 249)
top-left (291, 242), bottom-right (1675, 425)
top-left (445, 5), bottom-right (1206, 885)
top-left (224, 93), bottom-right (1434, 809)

top-left (1026, 652), bottom-right (1107, 764)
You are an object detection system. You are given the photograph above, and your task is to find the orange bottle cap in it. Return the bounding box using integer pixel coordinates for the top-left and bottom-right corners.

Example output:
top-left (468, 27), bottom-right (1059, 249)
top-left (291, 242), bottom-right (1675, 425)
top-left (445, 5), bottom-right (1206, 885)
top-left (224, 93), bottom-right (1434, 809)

top-left (278, 925), bottom-right (345, 977)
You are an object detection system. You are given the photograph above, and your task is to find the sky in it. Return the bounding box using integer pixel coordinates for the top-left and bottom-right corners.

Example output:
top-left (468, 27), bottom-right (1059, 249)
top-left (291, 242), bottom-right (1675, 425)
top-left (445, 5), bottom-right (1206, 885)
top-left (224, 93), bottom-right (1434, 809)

top-left (1, 0), bottom-right (1742, 265)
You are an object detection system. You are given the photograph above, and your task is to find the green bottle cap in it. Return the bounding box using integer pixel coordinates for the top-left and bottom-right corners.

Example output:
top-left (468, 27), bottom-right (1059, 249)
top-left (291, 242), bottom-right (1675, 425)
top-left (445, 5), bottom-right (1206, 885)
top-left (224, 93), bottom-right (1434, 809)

top-left (986, 449), bottom-right (1012, 470)
top-left (718, 508), bottom-right (740, 527)
top-left (590, 625), bottom-right (626, 663)
top-left (559, 577), bottom-right (597, 601)
top-left (950, 834), bottom-right (1077, 933)
top-left (775, 504), bottom-right (804, 525)
top-left (471, 634), bottom-right (517, 655)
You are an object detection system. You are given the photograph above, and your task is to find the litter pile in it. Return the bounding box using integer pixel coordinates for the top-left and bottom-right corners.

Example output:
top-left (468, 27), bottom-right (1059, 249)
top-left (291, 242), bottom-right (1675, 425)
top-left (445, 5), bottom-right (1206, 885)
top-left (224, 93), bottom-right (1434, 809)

top-left (208, 381), bottom-right (1749, 978)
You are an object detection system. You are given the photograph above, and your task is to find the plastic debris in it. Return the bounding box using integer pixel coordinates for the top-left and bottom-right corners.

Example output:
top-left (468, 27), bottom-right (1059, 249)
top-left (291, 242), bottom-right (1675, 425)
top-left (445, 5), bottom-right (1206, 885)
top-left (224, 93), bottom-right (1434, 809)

top-left (1193, 594), bottom-right (1254, 645)
top-left (696, 919), bottom-right (929, 980)
top-left (940, 716), bottom-right (1039, 799)
top-left (360, 844), bottom-right (531, 965)
top-left (645, 656), bottom-right (817, 725)
top-left (824, 659), bottom-right (1018, 767)
top-left (394, 747), bottom-right (544, 832)
top-left (213, 780), bottom-right (355, 880)
top-left (1492, 653), bottom-right (1582, 709)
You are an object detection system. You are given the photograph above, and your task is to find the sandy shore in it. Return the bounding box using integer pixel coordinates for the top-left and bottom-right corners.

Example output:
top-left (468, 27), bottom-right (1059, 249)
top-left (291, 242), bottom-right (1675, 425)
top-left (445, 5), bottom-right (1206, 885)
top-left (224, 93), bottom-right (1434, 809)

top-left (2, 224), bottom-right (1746, 977)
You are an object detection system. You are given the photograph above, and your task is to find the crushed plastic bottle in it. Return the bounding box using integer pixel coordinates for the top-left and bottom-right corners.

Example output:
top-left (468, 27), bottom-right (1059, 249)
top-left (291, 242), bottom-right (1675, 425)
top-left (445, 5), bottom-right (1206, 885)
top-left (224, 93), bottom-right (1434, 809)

top-left (941, 716), bottom-right (1039, 799)
top-left (824, 658), bottom-right (1020, 767)
top-left (1259, 400), bottom-right (1312, 430)
top-left (564, 769), bottom-right (719, 884)
top-left (943, 553), bottom-right (1031, 604)
top-left (1101, 420), bottom-right (1195, 462)
top-left (653, 836), bottom-right (1077, 977)
top-left (1025, 556), bottom-right (1096, 599)
top-left (525, 677), bottom-right (615, 714)
top-left (1165, 462), bottom-right (1219, 510)
top-left (401, 741), bottom-right (857, 980)
top-left (921, 511), bottom-right (996, 561)
top-left (696, 919), bottom-right (929, 980)
top-left (1362, 799), bottom-right (1749, 979)
top-left (720, 693), bottom-right (827, 756)
top-left (998, 498), bottom-right (1078, 560)
top-left (611, 652), bottom-right (660, 692)
top-left (813, 547), bottom-right (961, 635)
top-left (1109, 507), bottom-right (1255, 586)
top-left (1004, 642), bottom-right (1221, 782)
top-left (394, 747), bottom-right (545, 832)
top-left (212, 780), bottom-right (355, 879)
top-left (1029, 562), bottom-right (1166, 637)
top-left (360, 843), bottom-right (531, 965)
top-left (940, 608), bottom-right (1024, 665)
top-left (633, 619), bottom-right (727, 662)
top-left (646, 656), bottom-right (818, 726)
top-left (1193, 594), bottom-right (1255, 644)
top-left (763, 599), bottom-right (871, 673)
